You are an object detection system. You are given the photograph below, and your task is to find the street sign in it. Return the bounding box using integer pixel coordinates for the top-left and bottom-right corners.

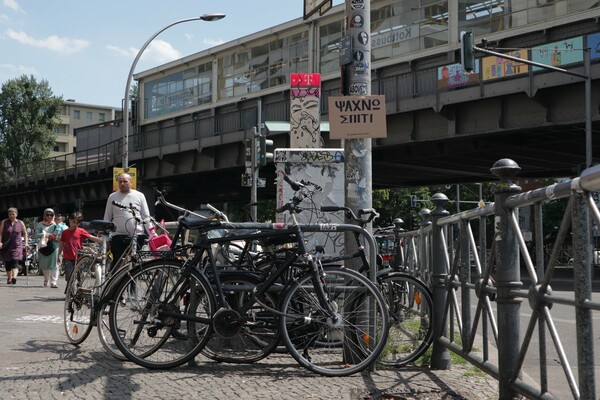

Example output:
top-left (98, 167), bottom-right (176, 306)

top-left (257, 177), bottom-right (266, 188)
top-left (328, 95), bottom-right (387, 139)
top-left (304, 0), bottom-right (331, 20)
top-left (241, 174), bottom-right (252, 187)
top-left (339, 35), bottom-right (353, 66)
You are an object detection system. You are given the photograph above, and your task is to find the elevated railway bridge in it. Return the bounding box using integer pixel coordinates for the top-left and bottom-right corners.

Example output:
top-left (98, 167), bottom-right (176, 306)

top-left (1, 17), bottom-right (600, 220)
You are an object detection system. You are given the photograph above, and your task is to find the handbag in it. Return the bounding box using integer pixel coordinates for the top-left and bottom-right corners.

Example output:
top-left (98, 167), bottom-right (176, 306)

top-left (38, 226), bottom-right (57, 256)
top-left (39, 239), bottom-right (57, 256)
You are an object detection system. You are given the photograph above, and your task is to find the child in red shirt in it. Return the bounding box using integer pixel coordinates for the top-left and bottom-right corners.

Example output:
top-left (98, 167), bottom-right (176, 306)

top-left (58, 211), bottom-right (102, 282)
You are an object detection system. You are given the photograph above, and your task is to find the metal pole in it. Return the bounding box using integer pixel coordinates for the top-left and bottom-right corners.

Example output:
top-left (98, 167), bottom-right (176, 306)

top-left (430, 194), bottom-right (451, 369)
top-left (490, 158), bottom-right (523, 399)
top-left (121, 14), bottom-right (225, 171)
top-left (585, 47), bottom-right (592, 167)
top-left (344, 0), bottom-right (372, 233)
top-left (251, 100), bottom-right (261, 223)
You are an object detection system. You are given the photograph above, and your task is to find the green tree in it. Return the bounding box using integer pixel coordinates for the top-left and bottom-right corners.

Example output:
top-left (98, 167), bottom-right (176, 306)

top-left (0, 75), bottom-right (62, 173)
top-left (373, 187), bottom-right (432, 231)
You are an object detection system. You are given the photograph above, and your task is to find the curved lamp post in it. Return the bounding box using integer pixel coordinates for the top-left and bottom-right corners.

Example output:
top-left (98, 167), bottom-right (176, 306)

top-left (122, 13), bottom-right (226, 171)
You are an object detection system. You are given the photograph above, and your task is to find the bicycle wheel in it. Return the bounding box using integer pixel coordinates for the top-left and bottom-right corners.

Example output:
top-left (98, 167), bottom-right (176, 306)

top-left (377, 272), bottom-right (433, 367)
top-left (108, 260), bottom-right (216, 369)
top-left (96, 264), bottom-right (134, 361)
top-left (280, 266), bottom-right (389, 377)
top-left (63, 255), bottom-right (100, 345)
top-left (201, 271), bottom-right (280, 363)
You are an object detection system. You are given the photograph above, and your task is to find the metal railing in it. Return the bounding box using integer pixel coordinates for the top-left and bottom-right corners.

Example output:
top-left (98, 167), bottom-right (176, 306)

top-left (395, 158), bottom-right (599, 399)
top-left (1, 140), bottom-right (122, 186)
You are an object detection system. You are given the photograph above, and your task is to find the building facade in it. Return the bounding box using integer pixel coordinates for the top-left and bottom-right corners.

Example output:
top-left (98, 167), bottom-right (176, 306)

top-left (54, 99), bottom-right (118, 157)
top-left (132, 0), bottom-right (599, 128)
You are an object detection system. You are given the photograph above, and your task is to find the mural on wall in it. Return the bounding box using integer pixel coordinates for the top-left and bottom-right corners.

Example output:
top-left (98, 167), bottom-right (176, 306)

top-left (482, 49), bottom-right (529, 81)
top-left (290, 73), bottom-right (321, 148)
top-left (532, 36), bottom-right (583, 70)
top-left (588, 32), bottom-right (600, 61)
top-left (437, 62), bottom-right (480, 89)
top-left (275, 148), bottom-right (345, 256)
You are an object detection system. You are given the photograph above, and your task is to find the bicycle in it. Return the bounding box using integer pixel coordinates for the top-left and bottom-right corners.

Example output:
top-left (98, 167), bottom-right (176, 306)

top-left (107, 175), bottom-right (389, 376)
top-left (63, 201), bottom-right (185, 360)
top-left (317, 204), bottom-right (433, 367)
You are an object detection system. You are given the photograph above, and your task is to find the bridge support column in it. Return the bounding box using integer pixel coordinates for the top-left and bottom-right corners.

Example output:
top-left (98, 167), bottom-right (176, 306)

top-left (491, 159), bottom-right (522, 400)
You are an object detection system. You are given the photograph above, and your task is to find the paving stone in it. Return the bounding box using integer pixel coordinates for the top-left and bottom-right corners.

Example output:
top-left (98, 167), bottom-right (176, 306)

top-left (0, 275), bottom-right (499, 399)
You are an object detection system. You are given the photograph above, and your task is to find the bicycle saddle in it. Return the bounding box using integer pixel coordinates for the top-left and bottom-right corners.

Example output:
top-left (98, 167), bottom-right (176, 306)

top-left (178, 216), bottom-right (222, 230)
top-left (89, 220), bottom-right (116, 233)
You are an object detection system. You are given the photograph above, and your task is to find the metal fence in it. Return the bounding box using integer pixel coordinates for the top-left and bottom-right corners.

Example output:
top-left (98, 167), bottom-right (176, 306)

top-left (1, 140), bottom-right (122, 186)
top-left (393, 158), bottom-right (599, 400)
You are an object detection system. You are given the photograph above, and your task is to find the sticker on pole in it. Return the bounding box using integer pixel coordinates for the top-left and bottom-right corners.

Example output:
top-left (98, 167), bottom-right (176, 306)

top-left (328, 95), bottom-right (387, 139)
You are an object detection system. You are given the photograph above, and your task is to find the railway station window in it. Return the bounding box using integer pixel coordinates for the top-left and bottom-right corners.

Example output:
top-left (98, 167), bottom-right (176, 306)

top-left (144, 61), bottom-right (213, 119)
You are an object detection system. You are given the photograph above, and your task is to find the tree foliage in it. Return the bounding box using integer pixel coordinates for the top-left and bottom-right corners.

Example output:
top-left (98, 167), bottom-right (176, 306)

top-left (0, 75), bottom-right (62, 171)
top-left (373, 187), bottom-right (433, 231)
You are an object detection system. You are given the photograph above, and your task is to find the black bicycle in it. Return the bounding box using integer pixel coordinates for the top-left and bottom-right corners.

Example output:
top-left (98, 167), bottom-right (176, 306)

top-left (107, 176), bottom-right (390, 376)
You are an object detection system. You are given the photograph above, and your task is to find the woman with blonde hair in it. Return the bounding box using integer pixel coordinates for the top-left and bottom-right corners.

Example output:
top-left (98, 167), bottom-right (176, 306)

top-left (0, 207), bottom-right (28, 285)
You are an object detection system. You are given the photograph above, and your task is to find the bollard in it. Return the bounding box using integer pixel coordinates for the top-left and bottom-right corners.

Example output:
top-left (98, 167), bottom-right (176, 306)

top-left (430, 193), bottom-right (451, 369)
top-left (490, 159), bottom-right (522, 399)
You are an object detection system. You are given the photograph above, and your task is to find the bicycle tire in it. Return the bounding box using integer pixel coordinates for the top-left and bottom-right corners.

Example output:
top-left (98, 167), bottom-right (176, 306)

top-left (377, 272), bottom-right (433, 367)
top-left (201, 271), bottom-right (280, 363)
top-left (96, 264), bottom-right (135, 361)
top-left (280, 266), bottom-right (389, 377)
top-left (63, 255), bottom-right (99, 345)
top-left (108, 259), bottom-right (216, 369)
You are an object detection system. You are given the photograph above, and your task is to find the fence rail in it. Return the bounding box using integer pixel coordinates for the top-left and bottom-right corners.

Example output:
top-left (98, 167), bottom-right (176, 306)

top-left (392, 158), bottom-right (599, 399)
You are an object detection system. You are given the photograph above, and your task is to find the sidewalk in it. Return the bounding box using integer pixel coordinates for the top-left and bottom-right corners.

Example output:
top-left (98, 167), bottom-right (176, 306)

top-left (0, 274), bottom-right (499, 400)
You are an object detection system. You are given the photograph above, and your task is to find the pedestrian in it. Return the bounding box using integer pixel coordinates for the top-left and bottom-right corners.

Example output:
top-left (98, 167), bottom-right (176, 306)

top-left (55, 214), bottom-right (68, 269)
top-left (36, 208), bottom-right (61, 288)
top-left (0, 207), bottom-right (28, 285)
top-left (58, 211), bottom-right (102, 283)
top-left (103, 173), bottom-right (152, 271)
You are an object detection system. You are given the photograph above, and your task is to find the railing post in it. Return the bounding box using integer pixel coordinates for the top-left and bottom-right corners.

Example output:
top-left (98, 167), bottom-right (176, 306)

top-left (490, 159), bottom-right (522, 399)
top-left (419, 208), bottom-right (432, 283)
top-left (430, 193), bottom-right (451, 369)
top-left (392, 218), bottom-right (404, 267)
top-left (571, 189), bottom-right (596, 399)
top-left (459, 217), bottom-right (472, 350)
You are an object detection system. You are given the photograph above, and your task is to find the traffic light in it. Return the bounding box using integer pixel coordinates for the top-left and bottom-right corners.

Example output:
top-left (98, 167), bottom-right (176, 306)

top-left (244, 137), bottom-right (253, 168)
top-left (460, 31), bottom-right (474, 72)
top-left (410, 195), bottom-right (417, 207)
top-left (258, 134), bottom-right (274, 167)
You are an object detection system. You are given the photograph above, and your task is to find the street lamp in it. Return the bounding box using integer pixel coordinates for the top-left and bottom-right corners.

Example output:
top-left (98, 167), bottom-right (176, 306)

top-left (122, 13), bottom-right (226, 171)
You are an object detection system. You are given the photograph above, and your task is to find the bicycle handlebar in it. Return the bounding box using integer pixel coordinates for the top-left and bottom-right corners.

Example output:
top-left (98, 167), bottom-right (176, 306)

top-left (154, 189), bottom-right (229, 222)
top-left (320, 205), bottom-right (379, 225)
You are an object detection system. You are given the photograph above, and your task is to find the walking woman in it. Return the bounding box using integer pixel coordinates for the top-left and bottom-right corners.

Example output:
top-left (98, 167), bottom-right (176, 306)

top-left (36, 208), bottom-right (60, 288)
top-left (0, 207), bottom-right (28, 285)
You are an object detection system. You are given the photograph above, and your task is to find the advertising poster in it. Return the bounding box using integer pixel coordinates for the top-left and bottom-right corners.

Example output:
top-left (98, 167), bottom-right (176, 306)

top-left (112, 167), bottom-right (137, 191)
top-left (290, 73), bottom-right (321, 148)
top-left (588, 32), bottom-right (600, 61)
top-left (437, 62), bottom-right (480, 89)
top-left (532, 36), bottom-right (583, 71)
top-left (482, 49), bottom-right (529, 81)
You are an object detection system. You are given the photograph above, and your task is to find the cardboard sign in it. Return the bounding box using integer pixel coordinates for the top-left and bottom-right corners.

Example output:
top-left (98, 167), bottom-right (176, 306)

top-left (328, 95), bottom-right (387, 139)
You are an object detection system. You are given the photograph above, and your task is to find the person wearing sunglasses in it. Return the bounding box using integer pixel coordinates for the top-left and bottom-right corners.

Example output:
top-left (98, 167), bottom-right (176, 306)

top-left (35, 208), bottom-right (61, 288)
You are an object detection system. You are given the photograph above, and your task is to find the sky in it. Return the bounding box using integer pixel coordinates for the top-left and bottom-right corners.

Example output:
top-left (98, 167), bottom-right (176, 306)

top-left (0, 0), bottom-right (344, 108)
